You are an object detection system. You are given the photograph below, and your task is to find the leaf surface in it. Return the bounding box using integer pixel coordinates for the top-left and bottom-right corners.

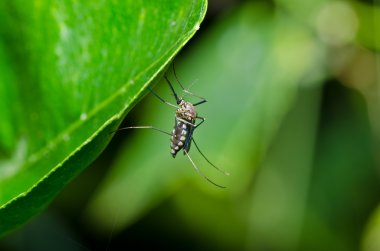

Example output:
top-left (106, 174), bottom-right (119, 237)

top-left (0, 0), bottom-right (207, 236)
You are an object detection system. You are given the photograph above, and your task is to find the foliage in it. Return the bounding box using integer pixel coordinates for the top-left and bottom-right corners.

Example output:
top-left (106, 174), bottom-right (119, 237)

top-left (0, 0), bottom-right (206, 236)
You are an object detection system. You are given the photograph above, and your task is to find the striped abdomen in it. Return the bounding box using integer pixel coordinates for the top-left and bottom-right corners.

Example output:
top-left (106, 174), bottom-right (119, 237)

top-left (170, 118), bottom-right (194, 157)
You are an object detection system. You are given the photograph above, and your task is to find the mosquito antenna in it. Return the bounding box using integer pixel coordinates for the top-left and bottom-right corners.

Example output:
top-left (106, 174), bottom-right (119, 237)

top-left (171, 63), bottom-right (207, 103)
top-left (182, 79), bottom-right (198, 99)
top-left (184, 149), bottom-right (226, 188)
top-left (115, 126), bottom-right (171, 136)
top-left (147, 86), bottom-right (178, 109)
top-left (191, 138), bottom-right (230, 176)
top-left (186, 79), bottom-right (198, 92)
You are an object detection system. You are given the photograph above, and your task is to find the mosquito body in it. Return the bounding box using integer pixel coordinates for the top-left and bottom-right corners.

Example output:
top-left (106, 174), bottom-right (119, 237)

top-left (171, 103), bottom-right (194, 157)
top-left (118, 65), bottom-right (228, 188)
top-left (170, 98), bottom-right (204, 159)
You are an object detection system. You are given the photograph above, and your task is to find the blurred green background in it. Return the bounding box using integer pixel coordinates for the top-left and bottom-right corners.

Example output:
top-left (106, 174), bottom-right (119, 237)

top-left (1, 0), bottom-right (380, 250)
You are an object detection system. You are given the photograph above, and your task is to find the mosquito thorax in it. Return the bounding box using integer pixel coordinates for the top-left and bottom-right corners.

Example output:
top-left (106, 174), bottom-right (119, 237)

top-left (176, 100), bottom-right (197, 121)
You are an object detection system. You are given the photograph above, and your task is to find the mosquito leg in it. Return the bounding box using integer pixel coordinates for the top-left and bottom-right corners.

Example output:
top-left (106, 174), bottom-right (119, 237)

top-left (194, 116), bottom-right (205, 128)
top-left (191, 138), bottom-right (230, 176)
top-left (147, 86), bottom-right (178, 109)
top-left (172, 62), bottom-right (186, 91)
top-left (193, 99), bottom-right (207, 106)
top-left (175, 117), bottom-right (204, 129)
top-left (183, 149), bottom-right (226, 188)
top-left (164, 76), bottom-right (180, 104)
top-left (115, 126), bottom-right (171, 136)
top-left (176, 117), bottom-right (196, 127)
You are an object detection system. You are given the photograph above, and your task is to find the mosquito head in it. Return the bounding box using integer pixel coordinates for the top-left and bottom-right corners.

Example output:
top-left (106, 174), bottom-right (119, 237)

top-left (176, 100), bottom-right (197, 121)
top-left (176, 97), bottom-right (183, 105)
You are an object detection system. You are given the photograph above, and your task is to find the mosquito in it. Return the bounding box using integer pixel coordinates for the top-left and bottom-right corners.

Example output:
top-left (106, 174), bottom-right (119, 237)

top-left (117, 65), bottom-right (229, 188)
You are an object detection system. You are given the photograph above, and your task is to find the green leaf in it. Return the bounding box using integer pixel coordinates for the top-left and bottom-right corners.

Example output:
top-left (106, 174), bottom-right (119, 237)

top-left (0, 0), bottom-right (207, 236)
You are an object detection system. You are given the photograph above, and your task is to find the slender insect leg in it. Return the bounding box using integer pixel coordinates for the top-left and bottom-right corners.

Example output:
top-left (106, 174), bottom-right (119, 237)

top-left (194, 116), bottom-right (205, 128)
top-left (116, 126), bottom-right (171, 136)
top-left (183, 149), bottom-right (226, 188)
top-left (191, 138), bottom-right (230, 176)
top-left (175, 117), bottom-right (204, 129)
top-left (164, 76), bottom-right (181, 104)
top-left (147, 86), bottom-right (178, 109)
top-left (172, 63), bottom-right (187, 91)
top-left (176, 117), bottom-right (196, 127)
top-left (193, 99), bottom-right (207, 106)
